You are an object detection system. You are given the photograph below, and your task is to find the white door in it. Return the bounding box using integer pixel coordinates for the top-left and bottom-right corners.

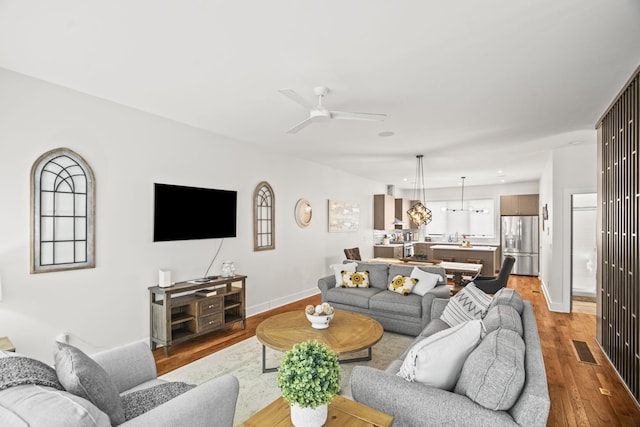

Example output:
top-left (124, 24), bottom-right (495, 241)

top-left (571, 193), bottom-right (597, 297)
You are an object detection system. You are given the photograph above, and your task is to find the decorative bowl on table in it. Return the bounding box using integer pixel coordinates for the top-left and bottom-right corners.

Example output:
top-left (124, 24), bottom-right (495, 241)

top-left (305, 303), bottom-right (335, 329)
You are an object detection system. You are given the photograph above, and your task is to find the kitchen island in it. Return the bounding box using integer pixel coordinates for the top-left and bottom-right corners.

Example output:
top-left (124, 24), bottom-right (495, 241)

top-left (430, 245), bottom-right (500, 276)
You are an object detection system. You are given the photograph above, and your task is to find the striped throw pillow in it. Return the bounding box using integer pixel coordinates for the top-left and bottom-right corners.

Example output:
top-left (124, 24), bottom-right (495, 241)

top-left (440, 283), bottom-right (492, 327)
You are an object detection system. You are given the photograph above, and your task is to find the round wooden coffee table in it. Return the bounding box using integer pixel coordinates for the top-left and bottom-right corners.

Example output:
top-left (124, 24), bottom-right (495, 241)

top-left (256, 309), bottom-right (384, 373)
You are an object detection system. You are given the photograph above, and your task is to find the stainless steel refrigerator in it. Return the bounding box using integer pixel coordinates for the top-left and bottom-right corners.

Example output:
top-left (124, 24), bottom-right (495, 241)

top-left (501, 215), bottom-right (539, 276)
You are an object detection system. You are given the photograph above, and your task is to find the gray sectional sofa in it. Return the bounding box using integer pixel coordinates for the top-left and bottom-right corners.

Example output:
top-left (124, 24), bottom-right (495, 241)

top-left (350, 288), bottom-right (550, 426)
top-left (318, 261), bottom-right (450, 336)
top-left (0, 342), bottom-right (239, 427)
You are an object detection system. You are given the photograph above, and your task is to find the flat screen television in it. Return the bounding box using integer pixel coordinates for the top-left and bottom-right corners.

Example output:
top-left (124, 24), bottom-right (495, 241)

top-left (153, 183), bottom-right (237, 242)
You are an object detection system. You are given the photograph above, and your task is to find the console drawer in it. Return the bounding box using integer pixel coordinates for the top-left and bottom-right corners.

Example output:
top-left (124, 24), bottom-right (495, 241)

top-left (198, 313), bottom-right (224, 332)
top-left (199, 297), bottom-right (223, 316)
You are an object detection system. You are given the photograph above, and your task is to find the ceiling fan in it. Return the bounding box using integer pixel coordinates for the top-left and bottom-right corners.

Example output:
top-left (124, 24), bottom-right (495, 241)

top-left (278, 86), bottom-right (387, 134)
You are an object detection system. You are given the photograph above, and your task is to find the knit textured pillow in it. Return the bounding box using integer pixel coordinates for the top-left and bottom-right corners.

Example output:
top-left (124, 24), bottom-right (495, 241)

top-left (440, 282), bottom-right (492, 327)
top-left (341, 271), bottom-right (370, 288)
top-left (54, 342), bottom-right (125, 426)
top-left (387, 275), bottom-right (417, 295)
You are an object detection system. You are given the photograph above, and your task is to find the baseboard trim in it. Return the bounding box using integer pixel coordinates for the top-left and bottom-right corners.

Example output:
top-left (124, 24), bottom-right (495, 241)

top-left (540, 279), bottom-right (567, 312)
top-left (246, 288), bottom-right (320, 317)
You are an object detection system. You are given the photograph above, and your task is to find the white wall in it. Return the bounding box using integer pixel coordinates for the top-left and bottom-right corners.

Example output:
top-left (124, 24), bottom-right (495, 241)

top-left (539, 141), bottom-right (597, 312)
top-left (0, 69), bottom-right (384, 362)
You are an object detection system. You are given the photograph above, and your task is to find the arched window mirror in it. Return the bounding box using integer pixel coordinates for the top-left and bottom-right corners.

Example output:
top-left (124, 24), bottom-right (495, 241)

top-left (31, 148), bottom-right (95, 273)
top-left (253, 181), bottom-right (275, 251)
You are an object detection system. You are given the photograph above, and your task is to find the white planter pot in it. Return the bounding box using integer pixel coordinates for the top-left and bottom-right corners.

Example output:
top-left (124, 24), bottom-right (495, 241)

top-left (290, 402), bottom-right (328, 427)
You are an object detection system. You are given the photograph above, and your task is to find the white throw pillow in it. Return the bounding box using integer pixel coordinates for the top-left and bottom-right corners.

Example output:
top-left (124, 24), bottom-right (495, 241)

top-left (440, 283), bottom-right (492, 327)
top-left (330, 262), bottom-right (357, 287)
top-left (410, 267), bottom-right (441, 296)
top-left (397, 320), bottom-right (483, 390)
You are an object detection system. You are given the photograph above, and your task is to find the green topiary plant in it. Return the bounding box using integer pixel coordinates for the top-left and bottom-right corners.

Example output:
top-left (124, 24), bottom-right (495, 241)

top-left (276, 340), bottom-right (341, 409)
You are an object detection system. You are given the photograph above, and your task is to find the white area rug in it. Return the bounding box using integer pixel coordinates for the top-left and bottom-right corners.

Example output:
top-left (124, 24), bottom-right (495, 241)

top-left (160, 331), bottom-right (414, 425)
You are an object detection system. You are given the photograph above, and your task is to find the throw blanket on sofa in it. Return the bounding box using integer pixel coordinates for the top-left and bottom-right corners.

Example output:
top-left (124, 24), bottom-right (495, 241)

top-left (122, 381), bottom-right (195, 420)
top-left (0, 356), bottom-right (64, 391)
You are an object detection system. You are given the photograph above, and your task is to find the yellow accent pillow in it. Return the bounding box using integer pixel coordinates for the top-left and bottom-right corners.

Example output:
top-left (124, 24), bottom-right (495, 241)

top-left (387, 275), bottom-right (418, 295)
top-left (341, 271), bottom-right (370, 288)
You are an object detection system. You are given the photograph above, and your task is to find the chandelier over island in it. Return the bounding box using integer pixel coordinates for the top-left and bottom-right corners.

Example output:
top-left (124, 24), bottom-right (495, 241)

top-left (406, 154), bottom-right (432, 227)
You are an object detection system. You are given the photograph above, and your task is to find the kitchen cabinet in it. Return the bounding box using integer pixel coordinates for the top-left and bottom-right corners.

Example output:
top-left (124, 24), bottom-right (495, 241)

top-left (500, 194), bottom-right (539, 216)
top-left (431, 245), bottom-right (499, 276)
top-left (373, 245), bottom-right (403, 258)
top-left (394, 198), bottom-right (413, 229)
top-left (374, 194), bottom-right (395, 230)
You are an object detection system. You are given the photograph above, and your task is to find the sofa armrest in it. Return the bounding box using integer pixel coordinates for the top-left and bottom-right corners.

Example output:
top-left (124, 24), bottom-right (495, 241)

top-left (351, 366), bottom-right (517, 426)
top-left (430, 297), bottom-right (450, 320)
top-left (121, 374), bottom-right (239, 427)
top-left (317, 275), bottom-right (336, 300)
top-left (420, 285), bottom-right (450, 328)
top-left (92, 342), bottom-right (157, 394)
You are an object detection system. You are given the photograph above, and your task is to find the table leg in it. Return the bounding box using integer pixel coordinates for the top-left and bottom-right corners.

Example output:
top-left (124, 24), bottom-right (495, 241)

top-left (452, 271), bottom-right (463, 286)
top-left (260, 345), bottom-right (374, 374)
top-left (262, 345), bottom-right (278, 373)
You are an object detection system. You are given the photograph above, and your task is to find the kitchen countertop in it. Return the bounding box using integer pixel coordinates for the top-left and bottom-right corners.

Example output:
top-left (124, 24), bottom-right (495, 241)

top-left (415, 242), bottom-right (500, 246)
top-left (374, 243), bottom-right (415, 247)
top-left (430, 245), bottom-right (498, 252)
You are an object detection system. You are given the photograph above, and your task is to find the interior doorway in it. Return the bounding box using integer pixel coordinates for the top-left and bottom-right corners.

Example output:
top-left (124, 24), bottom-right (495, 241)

top-left (571, 193), bottom-right (597, 314)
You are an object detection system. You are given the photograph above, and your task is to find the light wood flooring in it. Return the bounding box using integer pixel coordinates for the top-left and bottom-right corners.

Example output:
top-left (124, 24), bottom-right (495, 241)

top-left (153, 276), bottom-right (640, 426)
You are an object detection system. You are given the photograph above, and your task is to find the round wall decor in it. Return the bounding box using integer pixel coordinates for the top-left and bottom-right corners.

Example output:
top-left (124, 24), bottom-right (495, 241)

top-left (294, 199), bottom-right (312, 228)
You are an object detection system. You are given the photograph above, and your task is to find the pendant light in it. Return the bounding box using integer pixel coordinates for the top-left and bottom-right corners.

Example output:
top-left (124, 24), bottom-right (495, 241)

top-left (406, 155), bottom-right (432, 226)
top-left (443, 176), bottom-right (489, 213)
top-left (450, 176), bottom-right (467, 212)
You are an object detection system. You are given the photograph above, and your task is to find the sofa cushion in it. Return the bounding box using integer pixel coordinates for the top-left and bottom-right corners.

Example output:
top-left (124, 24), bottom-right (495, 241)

top-left (487, 287), bottom-right (524, 314)
top-left (54, 342), bottom-right (125, 426)
top-left (341, 271), bottom-right (370, 288)
top-left (483, 304), bottom-right (523, 336)
top-left (0, 385), bottom-right (111, 427)
top-left (409, 267), bottom-right (440, 296)
top-left (122, 381), bottom-right (195, 421)
top-left (369, 291), bottom-right (422, 317)
top-left (388, 264), bottom-right (415, 280)
top-left (330, 262), bottom-right (357, 287)
top-left (454, 328), bottom-right (526, 411)
top-left (0, 355), bottom-right (63, 391)
top-left (419, 318), bottom-right (450, 338)
top-left (323, 287), bottom-right (382, 309)
top-left (387, 275), bottom-right (417, 295)
top-left (356, 262), bottom-right (390, 289)
top-left (440, 283), bottom-right (492, 327)
top-left (397, 320), bottom-right (483, 390)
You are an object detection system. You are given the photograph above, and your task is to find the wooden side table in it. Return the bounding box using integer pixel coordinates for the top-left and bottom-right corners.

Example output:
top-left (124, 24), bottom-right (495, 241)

top-left (238, 395), bottom-right (393, 427)
top-left (0, 336), bottom-right (15, 352)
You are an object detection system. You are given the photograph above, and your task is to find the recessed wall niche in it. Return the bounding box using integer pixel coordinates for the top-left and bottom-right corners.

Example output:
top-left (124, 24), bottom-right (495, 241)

top-left (30, 148), bottom-right (95, 273)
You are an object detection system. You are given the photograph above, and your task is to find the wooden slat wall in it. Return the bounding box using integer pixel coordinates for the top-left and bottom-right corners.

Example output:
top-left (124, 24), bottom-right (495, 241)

top-left (596, 66), bottom-right (640, 403)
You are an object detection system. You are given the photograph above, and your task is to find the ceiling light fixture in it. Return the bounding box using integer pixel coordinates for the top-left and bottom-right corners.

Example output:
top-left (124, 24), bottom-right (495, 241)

top-left (406, 154), bottom-right (432, 226)
top-left (443, 176), bottom-right (488, 214)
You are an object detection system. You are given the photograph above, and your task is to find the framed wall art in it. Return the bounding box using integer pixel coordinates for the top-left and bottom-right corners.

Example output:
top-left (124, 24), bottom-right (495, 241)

top-left (328, 199), bottom-right (359, 232)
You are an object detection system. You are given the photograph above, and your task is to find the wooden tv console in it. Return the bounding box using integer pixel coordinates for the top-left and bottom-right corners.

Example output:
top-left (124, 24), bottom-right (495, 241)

top-left (148, 275), bottom-right (246, 356)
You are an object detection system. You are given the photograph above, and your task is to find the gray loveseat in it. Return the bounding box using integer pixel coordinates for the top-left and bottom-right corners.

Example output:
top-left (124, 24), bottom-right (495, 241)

top-left (318, 261), bottom-right (450, 336)
top-left (350, 289), bottom-right (550, 426)
top-left (0, 342), bottom-right (239, 427)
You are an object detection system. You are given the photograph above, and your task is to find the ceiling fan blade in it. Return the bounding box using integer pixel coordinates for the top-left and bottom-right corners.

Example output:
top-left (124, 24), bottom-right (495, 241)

top-left (286, 117), bottom-right (313, 134)
top-left (278, 89), bottom-right (315, 110)
top-left (330, 110), bottom-right (387, 121)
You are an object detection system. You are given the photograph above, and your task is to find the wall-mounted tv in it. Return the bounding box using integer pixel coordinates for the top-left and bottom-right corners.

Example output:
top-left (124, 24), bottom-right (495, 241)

top-left (153, 183), bottom-right (237, 242)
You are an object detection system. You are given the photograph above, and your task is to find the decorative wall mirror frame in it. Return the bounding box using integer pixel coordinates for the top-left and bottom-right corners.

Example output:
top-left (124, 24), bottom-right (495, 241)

top-left (253, 181), bottom-right (275, 251)
top-left (294, 198), bottom-right (312, 228)
top-left (30, 148), bottom-right (96, 273)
